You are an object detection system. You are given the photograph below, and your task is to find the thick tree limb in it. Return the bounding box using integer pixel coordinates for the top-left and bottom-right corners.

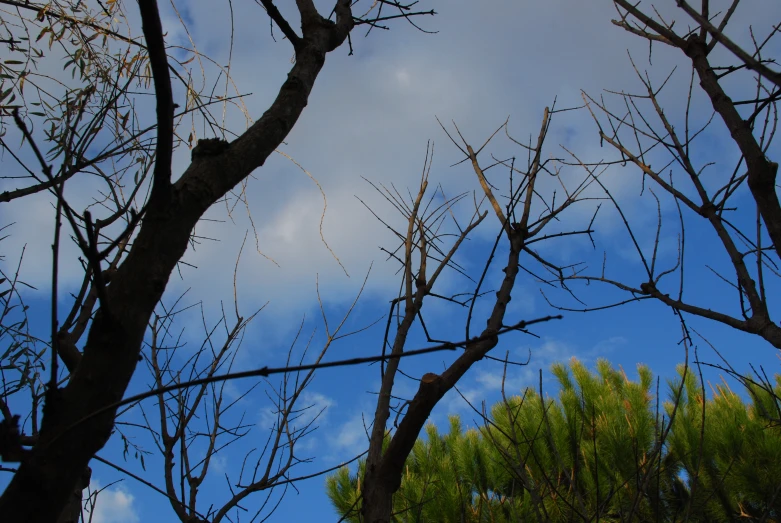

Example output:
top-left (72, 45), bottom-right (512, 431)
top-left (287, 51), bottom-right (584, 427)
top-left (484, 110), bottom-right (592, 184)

top-left (612, 0), bottom-right (687, 47)
top-left (0, 1), bottom-right (354, 520)
top-left (138, 0), bottom-right (174, 202)
top-left (639, 280), bottom-right (781, 348)
top-left (684, 36), bottom-right (781, 264)
top-left (258, 0), bottom-right (301, 48)
top-left (360, 113), bottom-right (572, 521)
top-left (676, 0), bottom-right (781, 88)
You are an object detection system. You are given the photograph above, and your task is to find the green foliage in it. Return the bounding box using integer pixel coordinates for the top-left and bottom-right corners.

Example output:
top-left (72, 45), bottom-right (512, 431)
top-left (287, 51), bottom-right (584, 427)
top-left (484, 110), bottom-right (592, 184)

top-left (326, 359), bottom-right (781, 522)
top-left (664, 367), bottom-right (781, 520)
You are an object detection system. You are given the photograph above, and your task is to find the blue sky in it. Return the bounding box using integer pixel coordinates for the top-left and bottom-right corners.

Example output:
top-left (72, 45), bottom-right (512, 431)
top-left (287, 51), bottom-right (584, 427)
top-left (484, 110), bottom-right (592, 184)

top-left (1, 0), bottom-right (780, 521)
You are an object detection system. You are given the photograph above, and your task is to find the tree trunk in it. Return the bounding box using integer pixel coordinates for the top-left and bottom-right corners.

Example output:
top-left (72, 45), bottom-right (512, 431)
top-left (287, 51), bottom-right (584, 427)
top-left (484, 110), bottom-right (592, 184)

top-left (361, 475), bottom-right (395, 523)
top-left (57, 467), bottom-right (91, 523)
top-left (0, 3), bottom-right (353, 518)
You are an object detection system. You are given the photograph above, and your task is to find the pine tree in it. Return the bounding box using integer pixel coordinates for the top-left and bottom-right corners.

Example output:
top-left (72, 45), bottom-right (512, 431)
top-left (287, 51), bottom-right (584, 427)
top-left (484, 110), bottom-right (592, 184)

top-left (327, 359), bottom-right (781, 522)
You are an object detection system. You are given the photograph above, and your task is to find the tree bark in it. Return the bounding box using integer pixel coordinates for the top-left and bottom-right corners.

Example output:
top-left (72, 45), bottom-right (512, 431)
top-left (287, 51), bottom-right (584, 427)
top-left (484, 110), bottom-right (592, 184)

top-left (362, 232), bottom-right (524, 522)
top-left (0, 2), bottom-right (353, 520)
top-left (685, 35), bottom-right (781, 265)
top-left (56, 467), bottom-right (91, 523)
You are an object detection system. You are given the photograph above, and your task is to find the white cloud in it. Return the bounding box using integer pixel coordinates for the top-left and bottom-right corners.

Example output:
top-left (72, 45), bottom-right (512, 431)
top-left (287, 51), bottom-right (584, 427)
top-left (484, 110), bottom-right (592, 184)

top-left (592, 335), bottom-right (627, 355)
top-left (83, 480), bottom-right (139, 523)
top-left (208, 453), bottom-right (229, 476)
top-left (442, 334), bottom-right (626, 416)
top-left (474, 370), bottom-right (517, 391)
top-left (534, 338), bottom-right (575, 362)
top-left (441, 385), bottom-right (484, 417)
top-left (395, 69), bottom-right (412, 89)
top-left (258, 389), bottom-right (335, 433)
top-left (465, 339), bottom-right (574, 395)
top-left (0, 192), bottom-right (85, 291)
top-left (330, 412), bottom-right (369, 451)
top-left (295, 390), bottom-right (336, 428)
top-left (9, 0), bottom-right (768, 335)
